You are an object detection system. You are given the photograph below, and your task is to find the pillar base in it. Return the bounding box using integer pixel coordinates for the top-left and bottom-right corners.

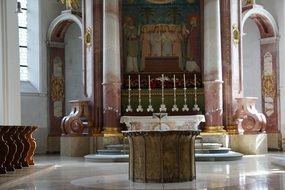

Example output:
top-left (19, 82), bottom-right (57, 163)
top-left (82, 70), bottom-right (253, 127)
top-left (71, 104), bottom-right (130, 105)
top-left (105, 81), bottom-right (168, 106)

top-left (103, 127), bottom-right (122, 137)
top-left (226, 125), bottom-right (238, 135)
top-left (60, 136), bottom-right (90, 157)
top-left (203, 126), bottom-right (226, 133)
top-left (229, 133), bottom-right (267, 155)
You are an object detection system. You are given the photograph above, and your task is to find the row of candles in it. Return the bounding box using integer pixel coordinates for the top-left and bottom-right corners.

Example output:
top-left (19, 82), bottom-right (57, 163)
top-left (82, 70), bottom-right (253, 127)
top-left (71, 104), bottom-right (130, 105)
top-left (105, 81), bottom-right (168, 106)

top-left (126, 74), bottom-right (200, 113)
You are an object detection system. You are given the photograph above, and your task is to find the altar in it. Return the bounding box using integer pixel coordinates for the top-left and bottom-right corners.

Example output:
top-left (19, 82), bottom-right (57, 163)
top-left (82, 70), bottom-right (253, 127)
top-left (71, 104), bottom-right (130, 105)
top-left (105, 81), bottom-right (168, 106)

top-left (121, 114), bottom-right (204, 183)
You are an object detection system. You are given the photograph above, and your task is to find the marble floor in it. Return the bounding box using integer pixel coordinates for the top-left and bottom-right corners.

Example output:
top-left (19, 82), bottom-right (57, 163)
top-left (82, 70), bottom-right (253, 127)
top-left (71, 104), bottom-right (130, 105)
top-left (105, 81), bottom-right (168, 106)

top-left (1, 153), bottom-right (285, 190)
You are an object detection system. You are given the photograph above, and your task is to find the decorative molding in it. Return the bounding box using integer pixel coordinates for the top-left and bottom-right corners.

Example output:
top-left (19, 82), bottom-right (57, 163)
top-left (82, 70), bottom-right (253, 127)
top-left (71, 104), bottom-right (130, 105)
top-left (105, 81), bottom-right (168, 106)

top-left (47, 41), bottom-right (65, 48)
top-left (260, 36), bottom-right (280, 45)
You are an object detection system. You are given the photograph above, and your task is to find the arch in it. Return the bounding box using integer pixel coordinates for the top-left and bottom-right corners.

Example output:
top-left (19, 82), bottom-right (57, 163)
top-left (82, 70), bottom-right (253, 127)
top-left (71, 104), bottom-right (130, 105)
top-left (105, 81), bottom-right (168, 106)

top-left (241, 4), bottom-right (280, 134)
top-left (241, 5), bottom-right (278, 38)
top-left (47, 11), bottom-right (82, 42)
top-left (47, 11), bottom-right (84, 137)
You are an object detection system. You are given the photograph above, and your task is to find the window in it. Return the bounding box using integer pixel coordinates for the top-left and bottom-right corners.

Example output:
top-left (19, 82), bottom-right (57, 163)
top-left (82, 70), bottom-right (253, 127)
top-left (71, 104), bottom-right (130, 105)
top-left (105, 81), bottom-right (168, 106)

top-left (18, 0), bottom-right (28, 81)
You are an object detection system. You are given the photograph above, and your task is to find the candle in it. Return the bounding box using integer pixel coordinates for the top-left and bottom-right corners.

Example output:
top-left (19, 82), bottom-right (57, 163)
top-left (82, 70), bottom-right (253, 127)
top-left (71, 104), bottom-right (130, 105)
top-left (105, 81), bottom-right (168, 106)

top-left (173, 74), bottom-right (176, 88)
top-left (148, 75), bottom-right (151, 89)
top-left (183, 74), bottom-right (186, 88)
top-left (128, 75), bottom-right (131, 89)
top-left (138, 74), bottom-right (140, 89)
top-left (194, 74), bottom-right (196, 87)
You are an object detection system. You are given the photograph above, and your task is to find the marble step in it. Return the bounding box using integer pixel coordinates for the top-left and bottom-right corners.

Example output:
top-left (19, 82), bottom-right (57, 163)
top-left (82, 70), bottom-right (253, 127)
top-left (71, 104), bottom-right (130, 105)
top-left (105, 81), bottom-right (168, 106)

top-left (84, 154), bottom-right (129, 162)
top-left (97, 149), bottom-right (129, 155)
top-left (195, 151), bottom-right (243, 161)
top-left (195, 147), bottom-right (231, 154)
top-left (195, 143), bottom-right (222, 150)
top-left (84, 151), bottom-right (243, 163)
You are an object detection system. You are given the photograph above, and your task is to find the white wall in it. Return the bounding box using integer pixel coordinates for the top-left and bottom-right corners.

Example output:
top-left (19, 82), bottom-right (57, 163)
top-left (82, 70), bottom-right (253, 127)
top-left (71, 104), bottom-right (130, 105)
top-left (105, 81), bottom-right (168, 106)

top-left (20, 0), bottom-right (62, 153)
top-left (21, 93), bottom-right (48, 153)
top-left (0, 0), bottom-right (21, 125)
top-left (64, 23), bottom-right (83, 113)
top-left (242, 19), bottom-right (262, 111)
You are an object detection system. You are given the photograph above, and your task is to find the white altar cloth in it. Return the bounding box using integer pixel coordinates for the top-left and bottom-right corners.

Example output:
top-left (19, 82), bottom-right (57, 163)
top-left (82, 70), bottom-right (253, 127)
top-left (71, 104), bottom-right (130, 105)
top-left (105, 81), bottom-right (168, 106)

top-left (120, 115), bottom-right (205, 131)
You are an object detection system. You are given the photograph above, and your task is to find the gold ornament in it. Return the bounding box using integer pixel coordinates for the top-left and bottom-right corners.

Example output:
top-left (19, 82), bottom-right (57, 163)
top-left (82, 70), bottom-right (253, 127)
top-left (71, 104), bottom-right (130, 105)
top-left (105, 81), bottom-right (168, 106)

top-left (232, 24), bottom-right (240, 45)
top-left (262, 75), bottom-right (275, 96)
top-left (51, 76), bottom-right (64, 101)
top-left (84, 27), bottom-right (92, 48)
top-left (59, 0), bottom-right (80, 10)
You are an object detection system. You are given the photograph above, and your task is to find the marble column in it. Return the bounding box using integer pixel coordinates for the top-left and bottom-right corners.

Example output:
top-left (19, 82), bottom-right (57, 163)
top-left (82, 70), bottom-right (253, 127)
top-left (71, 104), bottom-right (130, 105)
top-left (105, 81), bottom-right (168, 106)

top-left (102, 0), bottom-right (121, 134)
top-left (221, 0), bottom-right (242, 134)
top-left (203, 0), bottom-right (225, 133)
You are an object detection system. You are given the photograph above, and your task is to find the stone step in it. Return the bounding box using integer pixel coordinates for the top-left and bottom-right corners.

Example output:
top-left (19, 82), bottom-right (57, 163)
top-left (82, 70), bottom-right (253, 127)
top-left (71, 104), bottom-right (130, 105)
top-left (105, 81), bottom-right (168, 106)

top-left (105, 144), bottom-right (129, 150)
top-left (97, 149), bottom-right (129, 155)
top-left (195, 147), bottom-right (231, 154)
top-left (195, 143), bottom-right (222, 150)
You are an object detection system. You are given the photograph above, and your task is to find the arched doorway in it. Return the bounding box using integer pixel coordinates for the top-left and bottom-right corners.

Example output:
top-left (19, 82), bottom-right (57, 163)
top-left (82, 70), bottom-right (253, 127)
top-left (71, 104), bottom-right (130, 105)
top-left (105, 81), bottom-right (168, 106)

top-left (47, 12), bottom-right (83, 136)
top-left (241, 5), bottom-right (279, 135)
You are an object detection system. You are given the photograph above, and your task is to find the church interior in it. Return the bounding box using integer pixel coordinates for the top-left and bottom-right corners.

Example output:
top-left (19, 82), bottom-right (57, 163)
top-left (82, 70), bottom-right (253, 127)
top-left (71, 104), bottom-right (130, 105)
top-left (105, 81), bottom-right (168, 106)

top-left (2, 0), bottom-right (285, 189)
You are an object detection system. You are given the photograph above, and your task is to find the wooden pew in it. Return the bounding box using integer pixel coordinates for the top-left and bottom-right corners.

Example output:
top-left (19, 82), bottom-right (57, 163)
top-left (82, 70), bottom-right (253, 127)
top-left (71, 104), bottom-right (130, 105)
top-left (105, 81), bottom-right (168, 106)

top-left (0, 125), bottom-right (38, 174)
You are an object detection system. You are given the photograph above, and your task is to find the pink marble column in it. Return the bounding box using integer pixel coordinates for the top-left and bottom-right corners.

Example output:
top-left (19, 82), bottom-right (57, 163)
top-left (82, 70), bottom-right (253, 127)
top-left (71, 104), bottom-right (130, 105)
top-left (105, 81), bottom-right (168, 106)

top-left (102, 0), bottom-right (121, 134)
top-left (203, 0), bottom-right (225, 132)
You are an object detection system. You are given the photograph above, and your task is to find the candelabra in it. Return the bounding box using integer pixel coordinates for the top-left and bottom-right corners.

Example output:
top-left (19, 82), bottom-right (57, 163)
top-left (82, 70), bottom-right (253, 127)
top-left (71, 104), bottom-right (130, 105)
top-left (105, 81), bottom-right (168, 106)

top-left (172, 74), bottom-right (179, 112)
top-left (192, 74), bottom-right (200, 111)
top-left (126, 75), bottom-right (133, 112)
top-left (136, 74), bottom-right (143, 112)
top-left (182, 74), bottom-right (189, 111)
top-left (147, 75), bottom-right (154, 112)
top-left (157, 74), bottom-right (168, 112)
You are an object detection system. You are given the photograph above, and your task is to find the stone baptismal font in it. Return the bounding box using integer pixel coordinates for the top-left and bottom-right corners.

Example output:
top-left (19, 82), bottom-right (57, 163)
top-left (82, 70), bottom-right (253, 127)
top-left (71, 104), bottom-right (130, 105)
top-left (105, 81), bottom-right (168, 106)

top-left (121, 113), bottom-right (204, 183)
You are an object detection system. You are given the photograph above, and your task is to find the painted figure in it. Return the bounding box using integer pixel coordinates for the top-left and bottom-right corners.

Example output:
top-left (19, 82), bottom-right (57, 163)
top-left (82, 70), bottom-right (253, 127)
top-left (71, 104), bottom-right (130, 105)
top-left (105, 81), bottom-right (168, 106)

top-left (124, 16), bottom-right (139, 73)
top-left (184, 16), bottom-right (201, 72)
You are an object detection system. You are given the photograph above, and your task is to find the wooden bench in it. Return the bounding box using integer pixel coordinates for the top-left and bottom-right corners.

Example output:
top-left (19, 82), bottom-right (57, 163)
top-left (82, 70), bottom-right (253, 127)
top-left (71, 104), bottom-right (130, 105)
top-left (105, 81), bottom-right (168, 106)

top-left (0, 126), bottom-right (37, 174)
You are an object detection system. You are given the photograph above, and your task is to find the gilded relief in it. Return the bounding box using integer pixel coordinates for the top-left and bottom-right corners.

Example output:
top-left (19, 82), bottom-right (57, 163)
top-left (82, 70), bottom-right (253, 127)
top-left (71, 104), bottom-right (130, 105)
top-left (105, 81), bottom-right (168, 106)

top-left (59, 0), bottom-right (81, 11)
top-left (262, 75), bottom-right (275, 97)
top-left (84, 27), bottom-right (92, 48)
top-left (232, 24), bottom-right (240, 45)
top-left (51, 76), bottom-right (64, 101)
